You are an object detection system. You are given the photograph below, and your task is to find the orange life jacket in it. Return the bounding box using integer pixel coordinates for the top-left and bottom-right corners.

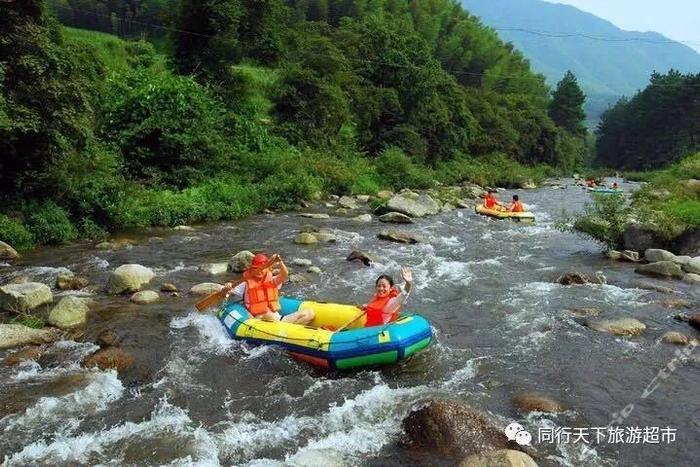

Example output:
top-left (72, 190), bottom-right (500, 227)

top-left (485, 195), bottom-right (497, 208)
top-left (365, 288), bottom-right (400, 327)
top-left (244, 271), bottom-right (281, 316)
top-left (511, 201), bottom-right (524, 212)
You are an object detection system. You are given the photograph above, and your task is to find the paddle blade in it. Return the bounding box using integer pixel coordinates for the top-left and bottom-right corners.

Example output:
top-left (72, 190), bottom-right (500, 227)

top-left (195, 289), bottom-right (227, 312)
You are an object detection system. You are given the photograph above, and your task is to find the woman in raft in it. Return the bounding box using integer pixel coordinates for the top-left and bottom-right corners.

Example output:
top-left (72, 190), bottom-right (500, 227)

top-left (360, 266), bottom-right (414, 327)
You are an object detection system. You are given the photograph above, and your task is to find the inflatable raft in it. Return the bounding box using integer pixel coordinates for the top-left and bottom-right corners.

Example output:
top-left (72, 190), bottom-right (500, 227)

top-left (217, 297), bottom-right (433, 370)
top-left (475, 204), bottom-right (535, 223)
top-left (591, 187), bottom-right (623, 194)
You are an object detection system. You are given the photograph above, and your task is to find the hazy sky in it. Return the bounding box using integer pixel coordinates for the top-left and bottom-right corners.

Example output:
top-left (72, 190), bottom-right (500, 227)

top-left (544, 0), bottom-right (700, 52)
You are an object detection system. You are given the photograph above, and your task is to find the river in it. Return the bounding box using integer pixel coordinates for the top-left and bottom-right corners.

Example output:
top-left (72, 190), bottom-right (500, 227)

top-left (1, 179), bottom-right (698, 466)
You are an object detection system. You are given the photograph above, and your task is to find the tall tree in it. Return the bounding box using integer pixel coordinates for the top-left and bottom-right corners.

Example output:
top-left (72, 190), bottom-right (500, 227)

top-left (549, 70), bottom-right (586, 135)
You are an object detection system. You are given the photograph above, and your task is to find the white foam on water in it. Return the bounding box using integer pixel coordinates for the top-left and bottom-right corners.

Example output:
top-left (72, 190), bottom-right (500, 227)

top-left (11, 341), bottom-right (99, 382)
top-left (468, 257), bottom-right (505, 266)
top-left (170, 311), bottom-right (237, 355)
top-left (86, 256), bottom-right (110, 269)
top-left (157, 261), bottom-right (198, 275)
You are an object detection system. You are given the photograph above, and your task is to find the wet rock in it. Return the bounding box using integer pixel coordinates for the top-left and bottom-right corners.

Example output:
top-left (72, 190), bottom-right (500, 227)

top-left (335, 208), bottom-right (348, 215)
top-left (199, 262), bottom-right (229, 275)
top-left (622, 224), bottom-right (666, 252)
top-left (522, 181), bottom-right (537, 190)
top-left (56, 274), bottom-right (89, 290)
top-left (4, 345), bottom-right (42, 366)
top-left (620, 250), bottom-right (640, 262)
top-left (607, 250), bottom-right (622, 260)
top-left (377, 230), bottom-right (423, 244)
top-left (377, 190), bottom-right (394, 200)
top-left (635, 261), bottom-right (684, 279)
top-left (386, 193), bottom-right (440, 218)
top-left (48, 296), bottom-right (90, 328)
top-left (462, 183), bottom-right (485, 199)
top-left (631, 280), bottom-right (676, 293)
top-left (352, 214), bottom-right (372, 223)
top-left (298, 213), bottom-right (330, 219)
top-left (682, 258), bottom-right (700, 274)
top-left (0, 241), bottom-right (19, 260)
top-left (683, 273), bottom-right (700, 284)
top-left (0, 324), bottom-right (58, 349)
top-left (130, 290), bottom-right (159, 304)
top-left (673, 228), bottom-right (700, 256)
top-left (682, 179), bottom-right (700, 191)
top-left (645, 249), bottom-right (676, 263)
top-left (295, 232), bottom-right (319, 245)
top-left (96, 241), bottom-right (119, 250)
top-left (459, 449), bottom-right (538, 467)
top-left (400, 399), bottom-right (515, 458)
top-left (190, 283), bottom-right (224, 296)
top-left (329, 195), bottom-right (340, 201)
top-left (300, 200), bottom-right (310, 208)
top-left (173, 225), bottom-right (195, 231)
top-left (307, 266), bottom-right (321, 274)
top-left (557, 272), bottom-right (592, 285)
top-left (457, 200), bottom-right (471, 209)
top-left (379, 212), bottom-right (414, 224)
top-left (0, 282), bottom-right (53, 312)
top-left (346, 251), bottom-right (377, 266)
top-left (107, 264), bottom-right (155, 294)
top-left (660, 298), bottom-right (692, 309)
top-left (315, 232), bottom-right (337, 243)
top-left (673, 313), bottom-right (690, 322)
top-left (96, 239), bottom-right (135, 250)
top-left (161, 283), bottom-right (178, 292)
top-left (83, 347), bottom-right (134, 372)
top-left (569, 307), bottom-right (600, 317)
top-left (689, 312), bottom-right (700, 331)
top-left (585, 318), bottom-right (647, 336)
top-left (229, 250), bottom-right (254, 272)
top-left (338, 196), bottom-right (359, 209)
top-left (96, 329), bottom-right (119, 348)
top-left (289, 274), bottom-right (307, 284)
top-left (672, 256), bottom-right (692, 266)
top-left (512, 393), bottom-right (564, 414)
top-left (356, 195), bottom-right (370, 203)
top-left (662, 332), bottom-right (690, 345)
top-left (293, 258), bottom-right (313, 267)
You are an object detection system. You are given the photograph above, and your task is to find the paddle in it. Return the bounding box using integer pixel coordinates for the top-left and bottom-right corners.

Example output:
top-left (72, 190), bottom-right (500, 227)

top-left (335, 308), bottom-right (367, 332)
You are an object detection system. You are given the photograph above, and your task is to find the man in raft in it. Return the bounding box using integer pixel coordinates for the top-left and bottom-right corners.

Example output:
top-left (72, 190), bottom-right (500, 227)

top-left (483, 190), bottom-right (504, 210)
top-left (223, 253), bottom-right (315, 325)
top-left (509, 194), bottom-right (525, 212)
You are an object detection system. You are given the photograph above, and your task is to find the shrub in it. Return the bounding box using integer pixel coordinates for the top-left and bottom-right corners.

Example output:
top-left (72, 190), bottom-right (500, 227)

top-left (0, 214), bottom-right (34, 250)
top-left (375, 147), bottom-right (434, 190)
top-left (557, 193), bottom-right (631, 249)
top-left (25, 201), bottom-right (78, 245)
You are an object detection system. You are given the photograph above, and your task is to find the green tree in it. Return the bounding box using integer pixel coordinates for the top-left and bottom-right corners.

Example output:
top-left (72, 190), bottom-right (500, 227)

top-left (549, 71), bottom-right (586, 135)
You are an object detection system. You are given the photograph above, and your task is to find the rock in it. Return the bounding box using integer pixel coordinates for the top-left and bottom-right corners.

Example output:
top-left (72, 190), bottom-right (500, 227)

top-left (557, 272), bottom-right (591, 285)
top-left (512, 393), bottom-right (564, 413)
top-left (522, 180), bottom-right (537, 190)
top-left (386, 193), bottom-right (440, 218)
top-left (335, 208), bottom-right (348, 215)
top-left (635, 261), bottom-right (684, 279)
top-left (293, 258), bottom-right (313, 267)
top-left (631, 280), bottom-right (676, 293)
top-left (130, 290), bottom-right (159, 304)
top-left (569, 307), bottom-right (600, 317)
top-left (377, 231), bottom-right (423, 244)
top-left (0, 282), bottom-right (53, 312)
top-left (585, 318), bottom-right (647, 336)
top-left (199, 262), bottom-right (229, 275)
top-left (352, 214), bottom-right (372, 223)
top-left (300, 225), bottom-right (320, 233)
top-left (0, 324), bottom-right (58, 350)
top-left (107, 264), bottom-right (155, 294)
top-left (229, 250), bottom-right (254, 272)
top-left (315, 232), bottom-right (337, 243)
top-left (662, 332), bottom-right (689, 345)
top-left (460, 450), bottom-right (538, 467)
top-left (161, 283), bottom-right (178, 292)
top-left (647, 188), bottom-right (672, 200)
top-left (377, 190), bottom-right (394, 200)
top-left (346, 251), bottom-right (377, 266)
top-left (173, 225), bottom-right (195, 231)
top-left (4, 345), bottom-right (42, 366)
top-left (462, 183), bottom-right (485, 199)
top-left (620, 250), bottom-right (640, 262)
top-left (400, 399), bottom-right (515, 458)
top-left (660, 298), bottom-right (692, 309)
top-left (673, 256), bottom-right (692, 266)
top-left (190, 283), bottom-right (224, 296)
top-left (378, 212), bottom-right (414, 224)
top-left (645, 249), bottom-right (676, 263)
top-left (298, 213), bottom-right (330, 219)
top-left (682, 179), bottom-right (700, 191)
top-left (295, 232), bottom-right (319, 245)
top-left (607, 250), bottom-right (622, 260)
top-left (96, 239), bottom-right (135, 250)
top-left (689, 312), bottom-right (700, 331)
top-left (622, 224), bottom-right (666, 252)
top-left (329, 195), bottom-right (340, 201)
top-left (48, 296), bottom-right (90, 328)
top-left (0, 240), bottom-right (19, 260)
top-left (96, 241), bottom-right (118, 250)
top-left (673, 228), bottom-right (700, 256)
top-left (338, 196), bottom-right (359, 209)
top-left (96, 329), bottom-right (118, 348)
top-left (288, 274), bottom-right (307, 284)
top-left (356, 195), bottom-right (370, 203)
top-left (683, 273), bottom-right (700, 284)
top-left (457, 200), bottom-right (471, 209)
top-left (300, 200), bottom-right (309, 208)
top-left (682, 258), bottom-right (700, 274)
top-left (83, 347), bottom-right (134, 372)
top-left (307, 266), bottom-right (321, 274)
top-left (56, 274), bottom-right (89, 290)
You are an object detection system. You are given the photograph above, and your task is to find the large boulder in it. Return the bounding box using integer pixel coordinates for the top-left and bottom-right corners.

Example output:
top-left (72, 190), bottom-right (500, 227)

top-left (673, 228), bottom-right (700, 256)
top-left (107, 264), bottom-right (155, 294)
top-left (48, 296), bottom-right (90, 329)
top-left (683, 273), bottom-right (700, 284)
top-left (512, 393), bottom-right (564, 414)
top-left (585, 318), bottom-right (647, 336)
top-left (190, 283), bottom-right (224, 296)
top-left (352, 214), bottom-right (372, 223)
top-left (644, 249), bottom-right (676, 263)
top-left (346, 251), bottom-right (378, 266)
top-left (460, 450), bottom-right (538, 467)
top-left (0, 324), bottom-right (58, 349)
top-left (295, 232), bottom-right (319, 244)
top-left (662, 332), bottom-right (690, 345)
top-left (199, 262), bottom-right (229, 275)
top-left (400, 399), bottom-right (516, 458)
top-left (229, 250), bottom-right (254, 272)
top-left (682, 258), bottom-right (700, 274)
top-left (338, 196), bottom-right (359, 210)
top-left (386, 193), bottom-right (440, 218)
top-left (635, 261), bottom-right (684, 279)
top-left (56, 274), bottom-right (89, 290)
top-left (556, 272), bottom-right (605, 285)
top-left (82, 347), bottom-right (134, 372)
top-left (298, 213), bottom-right (330, 219)
top-left (0, 240), bottom-right (19, 260)
top-left (377, 231), bottom-right (423, 244)
top-left (0, 282), bottom-right (53, 312)
top-left (130, 290), bottom-right (160, 304)
top-left (622, 224), bottom-right (666, 252)
top-left (378, 212), bottom-right (414, 224)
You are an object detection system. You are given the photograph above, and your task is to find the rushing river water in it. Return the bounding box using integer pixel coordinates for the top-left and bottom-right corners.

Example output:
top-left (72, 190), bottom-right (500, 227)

top-left (1, 179), bottom-right (699, 466)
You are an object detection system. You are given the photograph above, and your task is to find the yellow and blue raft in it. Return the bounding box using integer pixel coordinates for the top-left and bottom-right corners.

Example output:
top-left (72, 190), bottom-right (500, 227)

top-left (475, 204), bottom-right (535, 223)
top-left (217, 297), bottom-right (432, 370)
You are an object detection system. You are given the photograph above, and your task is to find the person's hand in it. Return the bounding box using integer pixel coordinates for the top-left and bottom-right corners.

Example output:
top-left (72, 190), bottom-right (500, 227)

top-left (400, 266), bottom-right (413, 283)
top-left (223, 282), bottom-right (234, 291)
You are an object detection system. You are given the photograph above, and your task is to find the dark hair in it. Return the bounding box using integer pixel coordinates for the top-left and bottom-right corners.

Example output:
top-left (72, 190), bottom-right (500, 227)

top-left (375, 275), bottom-right (394, 286)
top-left (513, 194), bottom-right (519, 201)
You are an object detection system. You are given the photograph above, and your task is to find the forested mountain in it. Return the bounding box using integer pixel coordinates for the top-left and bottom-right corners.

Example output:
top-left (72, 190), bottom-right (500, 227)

top-left (460, 0), bottom-right (700, 123)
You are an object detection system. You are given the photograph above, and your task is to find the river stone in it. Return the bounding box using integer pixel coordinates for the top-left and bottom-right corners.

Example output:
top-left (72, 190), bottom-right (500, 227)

top-left (329, 195), bottom-right (340, 201)
top-left (173, 225), bottom-right (195, 231)
top-left (307, 266), bottom-right (321, 274)
top-left (338, 196), bottom-right (359, 209)
top-left (386, 193), bottom-right (440, 218)
top-left (315, 232), bottom-right (337, 243)
top-left (0, 282), bottom-right (53, 313)
top-left (352, 214), bottom-right (372, 223)
top-left (607, 250), bottom-right (622, 260)
top-left (522, 180), bottom-right (537, 190)
top-left (631, 280), bottom-right (676, 294)
top-left (378, 212), bottom-right (414, 224)
top-left (96, 329), bottom-right (119, 348)
top-left (569, 307), bottom-right (600, 317)
top-left (635, 261), bottom-right (684, 279)
top-left (660, 298), bottom-right (692, 309)
top-left (229, 250), bottom-right (254, 272)
top-left (672, 256), bottom-right (692, 266)
top-left (130, 290), bottom-right (159, 304)
top-left (56, 274), bottom-right (89, 290)
top-left (645, 249), bottom-right (676, 263)
top-left (557, 272), bottom-right (596, 285)
top-left (48, 296), bottom-right (90, 328)
top-left (346, 251), bottom-right (377, 266)
top-left (356, 195), bottom-right (370, 203)
top-left (0, 324), bottom-right (59, 350)
top-left (107, 264), bottom-right (155, 294)
top-left (622, 224), bottom-right (666, 252)
top-left (512, 393), bottom-right (564, 413)
top-left (298, 213), bottom-right (330, 219)
top-left (0, 241), bottom-right (19, 260)
top-left (4, 345), bottom-right (43, 366)
top-left (620, 250), bottom-right (640, 262)
top-left (689, 313), bottom-right (700, 330)
top-left (293, 258), bottom-right (313, 267)
top-left (463, 183), bottom-right (485, 199)
top-left (457, 200), bottom-right (471, 209)
top-left (459, 450), bottom-right (538, 467)
top-left (400, 399), bottom-right (515, 458)
top-left (673, 228), bottom-right (700, 256)
top-left (377, 190), bottom-right (394, 200)
top-left (683, 273), bottom-right (700, 284)
top-left (190, 283), bottom-right (224, 296)
top-left (682, 258), bottom-right (700, 274)
top-left (289, 274), bottom-right (307, 284)
top-left (83, 347), bottom-right (134, 372)
top-left (295, 232), bottom-right (319, 245)
top-left (662, 332), bottom-right (690, 345)
top-left (377, 230), bottom-right (423, 244)
top-left (199, 262), bottom-right (229, 275)
top-left (585, 318), bottom-right (647, 336)
top-left (161, 283), bottom-right (178, 292)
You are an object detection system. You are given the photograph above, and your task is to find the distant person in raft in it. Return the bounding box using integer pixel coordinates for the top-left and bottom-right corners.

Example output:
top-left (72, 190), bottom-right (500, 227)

top-left (483, 190), bottom-right (503, 210)
top-left (223, 253), bottom-right (315, 325)
top-left (611, 182), bottom-right (619, 189)
top-left (361, 266), bottom-right (414, 327)
top-left (509, 194), bottom-right (525, 212)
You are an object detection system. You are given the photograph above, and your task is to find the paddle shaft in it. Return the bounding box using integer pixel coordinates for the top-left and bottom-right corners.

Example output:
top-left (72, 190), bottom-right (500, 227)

top-left (194, 258), bottom-right (277, 312)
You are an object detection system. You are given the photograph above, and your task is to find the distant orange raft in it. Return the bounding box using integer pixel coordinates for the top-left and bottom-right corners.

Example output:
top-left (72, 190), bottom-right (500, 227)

top-left (475, 204), bottom-right (535, 224)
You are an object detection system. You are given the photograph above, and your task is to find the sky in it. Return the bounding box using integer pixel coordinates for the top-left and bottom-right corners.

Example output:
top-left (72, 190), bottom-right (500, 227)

top-left (543, 0), bottom-right (700, 52)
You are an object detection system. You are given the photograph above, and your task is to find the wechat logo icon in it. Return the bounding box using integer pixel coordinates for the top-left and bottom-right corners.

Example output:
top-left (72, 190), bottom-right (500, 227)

top-left (504, 422), bottom-right (532, 446)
